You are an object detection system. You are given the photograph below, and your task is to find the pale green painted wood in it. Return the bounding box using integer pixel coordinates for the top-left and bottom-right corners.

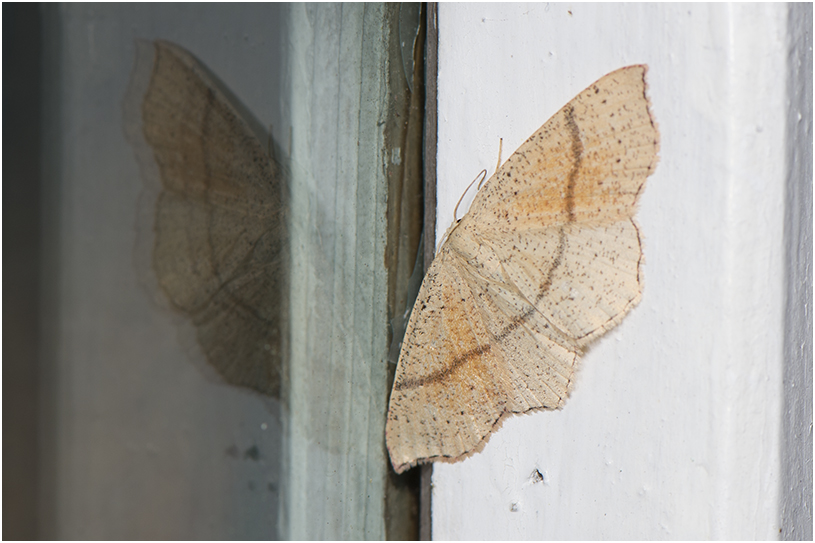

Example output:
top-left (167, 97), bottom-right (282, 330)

top-left (285, 4), bottom-right (391, 539)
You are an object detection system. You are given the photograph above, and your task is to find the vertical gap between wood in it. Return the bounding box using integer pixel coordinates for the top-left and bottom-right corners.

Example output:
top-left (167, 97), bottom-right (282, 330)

top-left (420, 3), bottom-right (438, 541)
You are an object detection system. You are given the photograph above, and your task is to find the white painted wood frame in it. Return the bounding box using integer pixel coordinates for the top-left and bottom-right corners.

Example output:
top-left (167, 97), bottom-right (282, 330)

top-left (432, 4), bottom-right (811, 539)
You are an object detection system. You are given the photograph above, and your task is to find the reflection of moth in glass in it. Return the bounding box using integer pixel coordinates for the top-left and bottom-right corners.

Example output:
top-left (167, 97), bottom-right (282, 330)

top-left (386, 66), bottom-right (660, 474)
top-left (125, 40), bottom-right (289, 397)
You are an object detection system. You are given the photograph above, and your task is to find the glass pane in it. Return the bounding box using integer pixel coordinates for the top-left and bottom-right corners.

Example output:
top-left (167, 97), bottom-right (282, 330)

top-left (6, 3), bottom-right (423, 539)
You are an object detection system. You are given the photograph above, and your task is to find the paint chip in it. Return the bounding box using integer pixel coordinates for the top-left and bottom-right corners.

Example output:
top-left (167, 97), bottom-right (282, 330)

top-left (528, 468), bottom-right (545, 485)
top-left (386, 66), bottom-right (660, 474)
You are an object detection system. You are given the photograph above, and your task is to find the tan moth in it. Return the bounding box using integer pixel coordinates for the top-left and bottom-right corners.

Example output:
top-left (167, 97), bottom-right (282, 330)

top-left (127, 41), bottom-right (289, 397)
top-left (386, 65), bottom-right (660, 474)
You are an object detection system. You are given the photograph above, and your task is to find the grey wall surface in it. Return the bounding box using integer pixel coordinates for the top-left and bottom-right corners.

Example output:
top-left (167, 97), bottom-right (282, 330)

top-left (781, 3), bottom-right (814, 540)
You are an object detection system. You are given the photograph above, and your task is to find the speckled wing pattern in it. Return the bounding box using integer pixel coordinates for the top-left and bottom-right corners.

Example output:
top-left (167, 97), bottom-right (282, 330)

top-left (386, 65), bottom-right (660, 474)
top-left (142, 41), bottom-right (288, 397)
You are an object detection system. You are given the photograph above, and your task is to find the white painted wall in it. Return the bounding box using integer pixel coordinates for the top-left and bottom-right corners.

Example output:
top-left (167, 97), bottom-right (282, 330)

top-left (433, 4), bottom-right (799, 539)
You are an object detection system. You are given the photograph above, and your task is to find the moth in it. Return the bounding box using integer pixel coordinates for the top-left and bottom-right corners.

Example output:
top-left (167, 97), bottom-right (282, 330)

top-left (386, 66), bottom-right (660, 474)
top-left (127, 40), bottom-right (289, 397)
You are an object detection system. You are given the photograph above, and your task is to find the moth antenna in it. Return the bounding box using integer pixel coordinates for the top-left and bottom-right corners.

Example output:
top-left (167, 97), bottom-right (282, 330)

top-left (493, 137), bottom-right (503, 179)
top-left (437, 169), bottom-right (489, 252)
top-left (454, 169), bottom-right (488, 221)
